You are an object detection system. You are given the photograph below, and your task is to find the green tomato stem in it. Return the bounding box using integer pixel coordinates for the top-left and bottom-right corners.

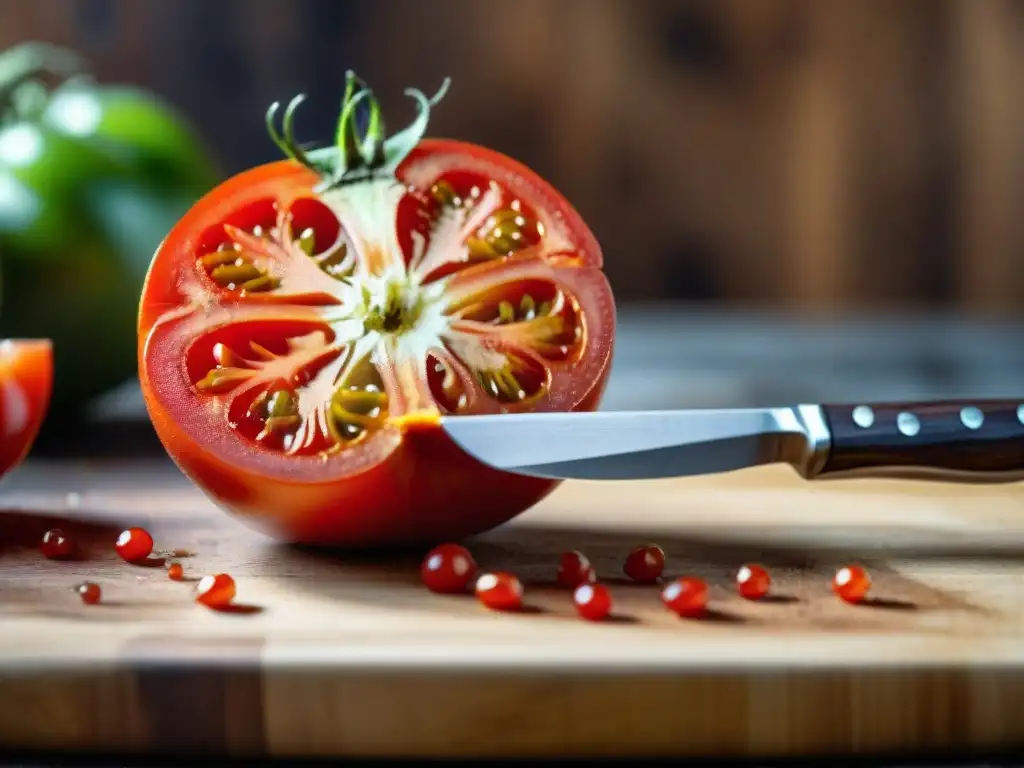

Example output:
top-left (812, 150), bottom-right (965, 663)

top-left (335, 88), bottom-right (374, 170)
top-left (335, 70), bottom-right (363, 169)
top-left (264, 70), bottom-right (452, 192)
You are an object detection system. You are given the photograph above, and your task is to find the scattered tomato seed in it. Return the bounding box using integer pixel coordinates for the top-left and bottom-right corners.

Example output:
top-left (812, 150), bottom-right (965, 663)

top-left (623, 544), bottom-right (665, 582)
top-left (573, 582), bottom-right (612, 621)
top-left (474, 572), bottom-right (523, 611)
top-left (40, 529), bottom-right (74, 560)
top-left (557, 550), bottom-right (596, 588)
top-left (115, 527), bottom-right (154, 563)
top-left (167, 561), bottom-right (184, 581)
top-left (76, 582), bottom-right (101, 605)
top-left (196, 573), bottom-right (236, 608)
top-left (661, 576), bottom-right (708, 617)
top-left (833, 565), bottom-right (871, 604)
top-left (421, 543), bottom-right (477, 594)
top-left (736, 564), bottom-right (771, 600)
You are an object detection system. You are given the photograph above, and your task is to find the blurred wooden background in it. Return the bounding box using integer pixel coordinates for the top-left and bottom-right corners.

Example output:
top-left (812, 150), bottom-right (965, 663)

top-left (1, 0), bottom-right (1021, 312)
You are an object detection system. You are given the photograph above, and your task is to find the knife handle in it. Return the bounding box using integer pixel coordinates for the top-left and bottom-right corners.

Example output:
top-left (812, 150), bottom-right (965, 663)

top-left (817, 400), bottom-right (1024, 480)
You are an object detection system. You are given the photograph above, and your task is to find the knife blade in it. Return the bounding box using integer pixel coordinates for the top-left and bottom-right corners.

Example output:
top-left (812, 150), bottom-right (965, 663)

top-left (440, 400), bottom-right (1024, 482)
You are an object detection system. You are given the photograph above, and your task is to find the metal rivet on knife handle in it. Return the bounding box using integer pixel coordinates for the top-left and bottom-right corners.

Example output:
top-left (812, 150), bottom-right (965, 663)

top-left (896, 412), bottom-right (920, 437)
top-left (852, 406), bottom-right (874, 429)
top-left (960, 406), bottom-right (984, 430)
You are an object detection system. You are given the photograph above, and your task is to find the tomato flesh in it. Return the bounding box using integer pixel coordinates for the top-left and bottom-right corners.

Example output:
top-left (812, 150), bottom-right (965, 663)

top-left (0, 339), bottom-right (52, 479)
top-left (139, 139), bottom-right (614, 547)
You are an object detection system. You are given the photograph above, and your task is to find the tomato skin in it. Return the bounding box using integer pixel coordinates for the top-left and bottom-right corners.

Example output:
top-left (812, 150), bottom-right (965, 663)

top-left (144, 365), bottom-right (607, 547)
top-left (138, 137), bottom-right (614, 547)
top-left (0, 339), bottom-right (52, 478)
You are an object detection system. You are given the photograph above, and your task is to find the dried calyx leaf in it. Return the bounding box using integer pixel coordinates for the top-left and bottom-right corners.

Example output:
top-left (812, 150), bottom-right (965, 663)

top-left (265, 70), bottom-right (451, 193)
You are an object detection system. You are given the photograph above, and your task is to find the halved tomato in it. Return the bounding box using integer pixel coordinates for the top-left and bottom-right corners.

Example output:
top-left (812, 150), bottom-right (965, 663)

top-left (137, 75), bottom-right (615, 546)
top-left (0, 338), bottom-right (53, 478)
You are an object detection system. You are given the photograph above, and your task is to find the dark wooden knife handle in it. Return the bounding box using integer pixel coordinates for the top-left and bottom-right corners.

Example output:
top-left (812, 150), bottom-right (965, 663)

top-left (818, 399), bottom-right (1024, 479)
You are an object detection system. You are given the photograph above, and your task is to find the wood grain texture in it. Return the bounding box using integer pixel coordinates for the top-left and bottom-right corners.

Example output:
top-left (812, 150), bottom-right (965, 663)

top-left (2, 458), bottom-right (1024, 758)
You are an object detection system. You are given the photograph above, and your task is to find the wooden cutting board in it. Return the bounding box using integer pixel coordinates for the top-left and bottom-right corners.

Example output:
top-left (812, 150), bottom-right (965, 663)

top-left (2, 457), bottom-right (1024, 759)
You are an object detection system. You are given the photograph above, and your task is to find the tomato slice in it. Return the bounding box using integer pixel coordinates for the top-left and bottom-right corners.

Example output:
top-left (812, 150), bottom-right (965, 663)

top-left (0, 339), bottom-right (53, 478)
top-left (138, 77), bottom-right (615, 546)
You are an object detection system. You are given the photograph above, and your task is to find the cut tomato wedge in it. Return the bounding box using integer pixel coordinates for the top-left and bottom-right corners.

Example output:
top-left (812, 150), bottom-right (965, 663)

top-left (138, 75), bottom-right (615, 546)
top-left (0, 339), bottom-right (53, 478)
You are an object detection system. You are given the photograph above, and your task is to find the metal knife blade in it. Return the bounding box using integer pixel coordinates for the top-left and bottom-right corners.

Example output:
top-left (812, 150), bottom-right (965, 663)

top-left (440, 406), bottom-right (829, 481)
top-left (440, 400), bottom-right (1024, 483)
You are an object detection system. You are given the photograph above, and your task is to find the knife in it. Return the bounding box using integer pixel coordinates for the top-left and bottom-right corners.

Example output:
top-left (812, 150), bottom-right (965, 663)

top-left (440, 400), bottom-right (1024, 482)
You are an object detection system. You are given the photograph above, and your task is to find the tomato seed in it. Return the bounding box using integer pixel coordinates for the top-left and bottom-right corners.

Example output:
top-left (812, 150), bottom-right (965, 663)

top-left (41, 529), bottom-right (74, 560)
top-left (421, 543), bottom-right (477, 594)
top-left (475, 572), bottom-right (523, 611)
top-left (624, 544), bottom-right (665, 583)
top-left (77, 582), bottom-right (101, 605)
top-left (557, 550), bottom-right (596, 588)
top-left (661, 577), bottom-right (708, 618)
top-left (115, 527), bottom-right (154, 563)
top-left (833, 565), bottom-right (871, 604)
top-left (211, 262), bottom-right (263, 287)
top-left (736, 564), bottom-right (771, 600)
top-left (330, 384), bottom-right (388, 443)
top-left (573, 583), bottom-right (612, 621)
top-left (196, 573), bottom-right (237, 608)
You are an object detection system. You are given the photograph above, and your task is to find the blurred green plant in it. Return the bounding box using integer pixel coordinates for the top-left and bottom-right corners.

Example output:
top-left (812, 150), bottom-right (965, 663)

top-left (0, 42), bottom-right (221, 425)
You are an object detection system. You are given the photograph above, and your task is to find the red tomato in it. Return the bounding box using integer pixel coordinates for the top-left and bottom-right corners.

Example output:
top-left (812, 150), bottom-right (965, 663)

top-left (137, 77), bottom-right (615, 547)
top-left (0, 339), bottom-right (52, 478)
